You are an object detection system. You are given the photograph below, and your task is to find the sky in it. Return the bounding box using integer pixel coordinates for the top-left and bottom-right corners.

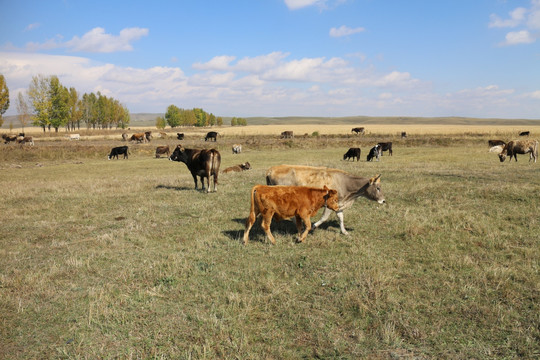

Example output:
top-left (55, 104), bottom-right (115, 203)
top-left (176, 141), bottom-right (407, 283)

top-left (1, 0), bottom-right (540, 119)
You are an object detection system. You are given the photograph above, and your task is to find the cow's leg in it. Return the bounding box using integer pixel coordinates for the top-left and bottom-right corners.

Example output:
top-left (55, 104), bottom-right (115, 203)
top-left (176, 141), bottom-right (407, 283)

top-left (191, 173), bottom-right (199, 189)
top-left (312, 207), bottom-right (333, 231)
top-left (296, 215), bottom-right (310, 243)
top-left (243, 212), bottom-right (257, 245)
top-left (213, 172), bottom-right (218, 192)
top-left (261, 211), bottom-right (276, 244)
top-left (336, 211), bottom-right (349, 235)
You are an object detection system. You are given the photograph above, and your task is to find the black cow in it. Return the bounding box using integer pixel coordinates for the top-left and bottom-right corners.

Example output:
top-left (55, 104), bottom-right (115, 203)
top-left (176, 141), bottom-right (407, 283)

top-left (280, 131), bottom-right (294, 139)
top-left (343, 147), bottom-right (361, 161)
top-left (108, 146), bottom-right (129, 160)
top-left (401, 132), bottom-right (407, 138)
top-left (519, 131), bottom-right (530, 136)
top-left (351, 127), bottom-right (365, 135)
top-left (366, 144), bottom-right (381, 162)
top-left (177, 133), bottom-right (184, 140)
top-left (377, 142), bottom-right (393, 156)
top-left (169, 145), bottom-right (221, 192)
top-left (2, 134), bottom-right (18, 144)
top-left (488, 139), bottom-right (506, 147)
top-left (205, 131), bottom-right (218, 141)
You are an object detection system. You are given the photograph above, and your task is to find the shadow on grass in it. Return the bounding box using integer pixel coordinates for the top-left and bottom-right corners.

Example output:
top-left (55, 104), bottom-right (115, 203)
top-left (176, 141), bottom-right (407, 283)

top-left (156, 184), bottom-right (197, 191)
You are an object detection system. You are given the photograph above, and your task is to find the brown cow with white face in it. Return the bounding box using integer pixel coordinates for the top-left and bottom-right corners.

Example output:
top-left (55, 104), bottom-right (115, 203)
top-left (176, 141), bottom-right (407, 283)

top-left (243, 185), bottom-right (339, 244)
top-left (266, 165), bottom-right (385, 235)
top-left (498, 139), bottom-right (538, 163)
top-left (169, 145), bottom-right (221, 192)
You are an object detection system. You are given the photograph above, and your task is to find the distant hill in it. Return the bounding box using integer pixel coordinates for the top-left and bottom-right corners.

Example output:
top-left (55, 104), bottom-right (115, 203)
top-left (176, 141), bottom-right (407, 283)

top-left (2, 113), bottom-right (539, 129)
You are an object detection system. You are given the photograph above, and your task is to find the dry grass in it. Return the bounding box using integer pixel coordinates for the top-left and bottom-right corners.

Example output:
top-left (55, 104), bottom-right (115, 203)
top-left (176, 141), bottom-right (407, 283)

top-left (0, 132), bottom-right (539, 359)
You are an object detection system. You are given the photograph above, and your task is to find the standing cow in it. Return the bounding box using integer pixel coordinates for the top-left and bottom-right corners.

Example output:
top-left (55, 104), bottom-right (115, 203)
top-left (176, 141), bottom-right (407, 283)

top-left (232, 144), bottom-right (242, 154)
top-left (343, 147), bottom-right (361, 161)
top-left (366, 144), bottom-right (381, 162)
top-left (177, 133), bottom-right (185, 140)
top-left (351, 127), bottom-right (365, 135)
top-left (155, 145), bottom-right (170, 158)
top-left (498, 139), bottom-right (538, 163)
top-left (108, 146), bottom-right (129, 160)
top-left (377, 142), bottom-right (393, 156)
top-left (280, 131), bottom-right (294, 139)
top-left (266, 165), bottom-right (385, 235)
top-left (122, 133), bottom-right (128, 141)
top-left (130, 133), bottom-right (146, 143)
top-left (169, 145), bottom-right (221, 192)
top-left (205, 131), bottom-right (218, 142)
top-left (243, 185), bottom-right (340, 244)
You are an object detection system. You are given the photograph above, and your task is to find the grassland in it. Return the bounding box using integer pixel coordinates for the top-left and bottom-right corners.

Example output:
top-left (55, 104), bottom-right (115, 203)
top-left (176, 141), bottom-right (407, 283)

top-left (1, 125), bottom-right (539, 359)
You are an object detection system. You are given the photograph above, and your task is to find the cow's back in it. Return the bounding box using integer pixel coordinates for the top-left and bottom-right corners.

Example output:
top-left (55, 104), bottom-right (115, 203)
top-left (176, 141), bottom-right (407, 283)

top-left (266, 165), bottom-right (337, 187)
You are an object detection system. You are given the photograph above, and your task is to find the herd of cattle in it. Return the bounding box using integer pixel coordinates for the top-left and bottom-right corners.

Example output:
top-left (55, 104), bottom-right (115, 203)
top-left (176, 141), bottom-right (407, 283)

top-left (2, 127), bottom-right (538, 244)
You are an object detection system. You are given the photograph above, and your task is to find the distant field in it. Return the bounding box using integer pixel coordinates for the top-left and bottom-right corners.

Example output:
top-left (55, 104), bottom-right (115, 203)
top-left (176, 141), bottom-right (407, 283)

top-left (1, 131), bottom-right (539, 358)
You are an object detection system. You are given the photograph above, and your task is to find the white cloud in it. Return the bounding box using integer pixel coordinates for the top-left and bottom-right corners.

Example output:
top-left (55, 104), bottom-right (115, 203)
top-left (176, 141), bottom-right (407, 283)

top-left (524, 90), bottom-right (540, 99)
top-left (24, 23), bottom-right (40, 32)
top-left (330, 25), bottom-right (365, 38)
top-left (489, 7), bottom-right (527, 28)
top-left (501, 30), bottom-right (536, 45)
top-left (284, 0), bottom-right (324, 10)
top-left (193, 55), bottom-right (236, 71)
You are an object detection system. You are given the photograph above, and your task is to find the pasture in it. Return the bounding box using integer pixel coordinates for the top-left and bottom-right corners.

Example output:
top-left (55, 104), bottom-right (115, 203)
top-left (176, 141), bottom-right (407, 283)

top-left (1, 126), bottom-right (539, 359)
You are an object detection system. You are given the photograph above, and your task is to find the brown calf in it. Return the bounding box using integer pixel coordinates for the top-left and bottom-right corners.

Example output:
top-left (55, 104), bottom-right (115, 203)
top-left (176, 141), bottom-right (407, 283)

top-left (243, 185), bottom-right (339, 244)
top-left (155, 145), bottom-right (170, 158)
top-left (223, 162), bottom-right (251, 173)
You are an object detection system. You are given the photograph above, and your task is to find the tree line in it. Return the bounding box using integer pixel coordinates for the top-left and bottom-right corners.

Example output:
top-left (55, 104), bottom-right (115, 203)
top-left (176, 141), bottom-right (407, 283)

top-left (0, 73), bottom-right (130, 132)
top-left (160, 104), bottom-right (247, 129)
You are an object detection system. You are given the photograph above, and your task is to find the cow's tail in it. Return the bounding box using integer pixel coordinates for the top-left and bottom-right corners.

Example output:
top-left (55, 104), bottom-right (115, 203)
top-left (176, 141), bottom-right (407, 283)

top-left (210, 150), bottom-right (221, 190)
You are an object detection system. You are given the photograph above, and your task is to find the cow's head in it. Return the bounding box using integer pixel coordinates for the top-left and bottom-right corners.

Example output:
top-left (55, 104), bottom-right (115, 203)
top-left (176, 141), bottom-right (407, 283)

top-left (169, 145), bottom-right (187, 163)
top-left (365, 174), bottom-right (385, 204)
top-left (241, 162), bottom-right (252, 170)
top-left (498, 153), bottom-right (507, 162)
top-left (323, 185), bottom-right (340, 211)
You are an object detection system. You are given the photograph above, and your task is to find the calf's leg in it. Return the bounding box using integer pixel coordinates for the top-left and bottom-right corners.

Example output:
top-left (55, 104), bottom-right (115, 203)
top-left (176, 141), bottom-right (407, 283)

top-left (261, 211), bottom-right (276, 244)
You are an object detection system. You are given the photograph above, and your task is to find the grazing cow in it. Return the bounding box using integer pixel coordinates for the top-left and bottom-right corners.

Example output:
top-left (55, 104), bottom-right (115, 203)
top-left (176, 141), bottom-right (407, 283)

top-left (130, 133), bottom-right (146, 143)
top-left (205, 131), bottom-right (218, 142)
top-left (108, 146), bottom-right (129, 160)
top-left (280, 131), bottom-right (294, 139)
top-left (351, 127), bottom-right (365, 135)
top-left (266, 165), bottom-right (385, 235)
top-left (122, 133), bottom-right (128, 141)
top-left (366, 144), bottom-right (381, 162)
top-left (145, 131), bottom-right (152, 142)
top-left (177, 133), bottom-right (185, 140)
top-left (519, 131), bottom-right (530, 136)
top-left (232, 144), bottom-right (242, 154)
top-left (401, 132), bottom-right (407, 138)
top-left (488, 139), bottom-right (506, 147)
top-left (155, 145), bottom-right (170, 158)
top-left (223, 162), bottom-right (252, 173)
top-left (377, 142), bottom-right (393, 156)
top-left (67, 134), bottom-right (80, 140)
top-left (243, 185), bottom-right (340, 244)
top-left (2, 134), bottom-right (18, 144)
top-left (17, 136), bottom-right (34, 146)
top-left (169, 145), bottom-right (221, 192)
top-left (343, 147), bottom-right (361, 161)
top-left (498, 139), bottom-right (538, 163)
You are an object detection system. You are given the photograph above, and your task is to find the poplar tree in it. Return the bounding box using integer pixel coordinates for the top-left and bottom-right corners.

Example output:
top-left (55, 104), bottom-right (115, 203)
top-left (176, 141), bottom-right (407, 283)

top-left (0, 74), bottom-right (9, 127)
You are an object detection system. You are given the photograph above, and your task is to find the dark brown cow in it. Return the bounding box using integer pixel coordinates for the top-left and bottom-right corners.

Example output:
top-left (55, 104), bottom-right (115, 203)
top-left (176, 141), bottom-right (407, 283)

top-left (16, 136), bottom-right (34, 146)
top-left (401, 132), bottom-right (407, 138)
top-left (223, 162), bottom-right (251, 173)
top-left (145, 131), bottom-right (152, 142)
top-left (351, 127), bottom-right (365, 135)
top-left (2, 134), bottom-right (18, 144)
top-left (130, 133), bottom-right (146, 143)
top-left (169, 145), bottom-right (221, 192)
top-left (488, 139), bottom-right (506, 147)
top-left (205, 131), bottom-right (218, 141)
top-left (280, 131), bottom-right (294, 139)
top-left (155, 145), bottom-right (170, 158)
top-left (498, 139), bottom-right (538, 163)
top-left (343, 147), bottom-right (361, 161)
top-left (266, 165), bottom-right (385, 235)
top-left (519, 131), bottom-right (530, 136)
top-left (243, 185), bottom-right (340, 244)
top-left (177, 133), bottom-right (185, 140)
top-left (108, 146), bottom-right (129, 160)
top-left (377, 142), bottom-right (393, 156)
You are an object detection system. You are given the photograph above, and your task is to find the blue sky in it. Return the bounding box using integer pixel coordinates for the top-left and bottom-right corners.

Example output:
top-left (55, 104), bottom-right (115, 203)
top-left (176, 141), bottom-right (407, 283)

top-left (1, 0), bottom-right (539, 118)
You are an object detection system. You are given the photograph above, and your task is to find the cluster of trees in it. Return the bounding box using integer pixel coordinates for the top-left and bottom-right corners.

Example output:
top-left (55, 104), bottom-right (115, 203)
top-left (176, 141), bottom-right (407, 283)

top-left (162, 105), bottom-right (223, 128)
top-left (230, 117), bottom-right (247, 126)
top-left (0, 75), bottom-right (9, 127)
top-left (0, 73), bottom-right (130, 132)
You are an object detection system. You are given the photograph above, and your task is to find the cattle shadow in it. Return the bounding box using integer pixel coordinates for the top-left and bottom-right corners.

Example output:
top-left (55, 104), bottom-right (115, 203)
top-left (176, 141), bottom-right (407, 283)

top-left (156, 184), bottom-right (196, 191)
top-left (224, 217), bottom-right (341, 244)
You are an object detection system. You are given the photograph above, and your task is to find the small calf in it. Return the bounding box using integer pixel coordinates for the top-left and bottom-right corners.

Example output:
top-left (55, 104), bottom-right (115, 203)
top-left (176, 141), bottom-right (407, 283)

top-left (223, 162), bottom-right (251, 173)
top-left (243, 185), bottom-right (339, 244)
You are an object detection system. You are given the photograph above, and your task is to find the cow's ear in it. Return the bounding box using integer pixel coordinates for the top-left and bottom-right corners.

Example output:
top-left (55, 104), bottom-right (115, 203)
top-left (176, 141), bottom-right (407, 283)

top-left (369, 174), bottom-right (381, 185)
top-left (323, 185), bottom-right (329, 192)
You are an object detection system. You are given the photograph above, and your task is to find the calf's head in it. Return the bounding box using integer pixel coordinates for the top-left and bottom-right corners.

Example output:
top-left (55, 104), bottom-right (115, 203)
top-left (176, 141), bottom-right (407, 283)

top-left (365, 174), bottom-right (385, 204)
top-left (323, 185), bottom-right (340, 211)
